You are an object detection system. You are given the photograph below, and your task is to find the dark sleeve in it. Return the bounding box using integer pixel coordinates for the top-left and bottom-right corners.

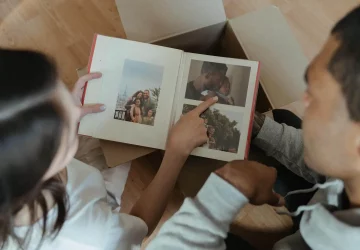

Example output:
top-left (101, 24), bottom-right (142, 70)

top-left (185, 82), bottom-right (193, 99)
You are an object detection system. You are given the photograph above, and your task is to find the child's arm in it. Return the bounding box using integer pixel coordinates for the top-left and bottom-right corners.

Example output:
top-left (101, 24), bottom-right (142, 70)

top-left (130, 97), bottom-right (218, 235)
top-left (130, 105), bottom-right (135, 121)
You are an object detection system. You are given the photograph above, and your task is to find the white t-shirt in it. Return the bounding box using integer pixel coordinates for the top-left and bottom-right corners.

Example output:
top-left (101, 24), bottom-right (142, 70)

top-left (10, 159), bottom-right (148, 250)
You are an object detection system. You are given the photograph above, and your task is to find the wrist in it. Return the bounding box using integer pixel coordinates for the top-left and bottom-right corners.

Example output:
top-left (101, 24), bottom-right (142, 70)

top-left (215, 166), bottom-right (254, 200)
top-left (165, 144), bottom-right (190, 160)
top-left (160, 148), bottom-right (188, 173)
top-left (252, 112), bottom-right (266, 139)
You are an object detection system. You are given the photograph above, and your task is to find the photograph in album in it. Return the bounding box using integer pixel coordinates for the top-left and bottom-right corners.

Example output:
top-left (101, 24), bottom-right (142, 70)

top-left (114, 59), bottom-right (163, 126)
top-left (185, 60), bottom-right (251, 107)
top-left (182, 104), bottom-right (243, 154)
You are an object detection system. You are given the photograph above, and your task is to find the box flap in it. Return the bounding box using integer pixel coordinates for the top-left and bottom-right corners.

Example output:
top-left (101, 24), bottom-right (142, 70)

top-left (100, 140), bottom-right (155, 167)
top-left (116, 0), bottom-right (226, 42)
top-left (229, 6), bottom-right (308, 108)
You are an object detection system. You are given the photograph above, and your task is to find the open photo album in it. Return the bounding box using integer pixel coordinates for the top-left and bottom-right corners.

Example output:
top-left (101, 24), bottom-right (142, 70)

top-left (79, 34), bottom-right (260, 161)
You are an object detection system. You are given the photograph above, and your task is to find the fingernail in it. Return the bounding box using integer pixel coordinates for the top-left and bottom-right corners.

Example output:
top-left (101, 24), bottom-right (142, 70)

top-left (100, 105), bottom-right (106, 111)
top-left (213, 96), bottom-right (218, 101)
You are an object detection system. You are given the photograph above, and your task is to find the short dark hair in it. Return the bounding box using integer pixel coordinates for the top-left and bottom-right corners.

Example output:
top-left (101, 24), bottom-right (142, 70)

top-left (0, 49), bottom-right (68, 249)
top-left (329, 6), bottom-right (360, 121)
top-left (201, 62), bottom-right (228, 75)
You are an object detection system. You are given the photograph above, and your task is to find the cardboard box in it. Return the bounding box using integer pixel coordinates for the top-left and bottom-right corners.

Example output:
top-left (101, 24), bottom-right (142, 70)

top-left (78, 3), bottom-right (305, 244)
top-left (97, 2), bottom-right (308, 167)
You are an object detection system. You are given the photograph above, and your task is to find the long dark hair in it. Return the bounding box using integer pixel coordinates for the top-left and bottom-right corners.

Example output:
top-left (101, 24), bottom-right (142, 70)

top-left (132, 90), bottom-right (143, 99)
top-left (0, 49), bottom-right (68, 249)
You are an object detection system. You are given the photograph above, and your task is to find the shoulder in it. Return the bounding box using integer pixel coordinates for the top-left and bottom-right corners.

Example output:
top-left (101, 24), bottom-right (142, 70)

top-left (65, 159), bottom-right (107, 206)
top-left (185, 81), bottom-right (195, 96)
top-left (61, 160), bottom-right (148, 248)
top-left (187, 81), bottom-right (194, 87)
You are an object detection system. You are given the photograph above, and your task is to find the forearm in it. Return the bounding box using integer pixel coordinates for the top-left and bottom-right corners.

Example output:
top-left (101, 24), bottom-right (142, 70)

top-left (253, 117), bottom-right (325, 184)
top-left (130, 150), bottom-right (186, 234)
top-left (146, 173), bottom-right (248, 250)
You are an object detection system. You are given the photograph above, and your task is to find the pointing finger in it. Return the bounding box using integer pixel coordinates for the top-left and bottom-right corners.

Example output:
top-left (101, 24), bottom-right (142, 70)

top-left (192, 96), bottom-right (218, 116)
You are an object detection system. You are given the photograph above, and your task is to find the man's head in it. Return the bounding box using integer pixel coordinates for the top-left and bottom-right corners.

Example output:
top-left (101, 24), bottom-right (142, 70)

top-left (143, 90), bottom-right (150, 99)
top-left (302, 6), bottom-right (360, 180)
top-left (201, 62), bottom-right (228, 91)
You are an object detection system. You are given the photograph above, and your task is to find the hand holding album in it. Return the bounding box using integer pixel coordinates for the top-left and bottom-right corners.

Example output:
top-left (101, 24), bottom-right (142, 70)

top-left (80, 35), bottom-right (260, 161)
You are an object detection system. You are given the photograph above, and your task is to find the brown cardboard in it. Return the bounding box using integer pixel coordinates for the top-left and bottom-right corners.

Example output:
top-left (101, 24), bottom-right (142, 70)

top-left (115, 0), bottom-right (226, 43)
top-left (229, 6), bottom-right (308, 108)
top-left (100, 141), bottom-right (155, 167)
top-left (88, 5), bottom-right (308, 167)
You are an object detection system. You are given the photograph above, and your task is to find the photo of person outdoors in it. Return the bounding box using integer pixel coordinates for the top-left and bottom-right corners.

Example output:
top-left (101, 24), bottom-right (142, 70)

top-left (114, 59), bottom-right (162, 126)
top-left (185, 60), bottom-right (251, 107)
top-left (182, 104), bottom-right (242, 153)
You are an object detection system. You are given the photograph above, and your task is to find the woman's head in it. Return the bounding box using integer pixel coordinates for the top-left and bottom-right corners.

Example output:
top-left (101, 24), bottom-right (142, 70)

top-left (0, 49), bottom-right (78, 248)
top-left (135, 98), bottom-right (141, 107)
top-left (133, 91), bottom-right (143, 99)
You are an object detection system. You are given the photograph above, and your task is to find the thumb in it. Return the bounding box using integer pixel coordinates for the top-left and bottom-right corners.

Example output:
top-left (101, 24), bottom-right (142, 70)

top-left (268, 192), bottom-right (285, 207)
top-left (81, 104), bottom-right (106, 118)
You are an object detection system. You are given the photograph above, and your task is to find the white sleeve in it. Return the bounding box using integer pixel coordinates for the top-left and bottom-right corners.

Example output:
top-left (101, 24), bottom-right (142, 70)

top-left (146, 173), bottom-right (249, 250)
top-left (105, 212), bottom-right (148, 250)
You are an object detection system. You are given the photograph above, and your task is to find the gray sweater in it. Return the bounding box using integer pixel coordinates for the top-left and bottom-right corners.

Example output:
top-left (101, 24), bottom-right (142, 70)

top-left (147, 117), bottom-right (360, 250)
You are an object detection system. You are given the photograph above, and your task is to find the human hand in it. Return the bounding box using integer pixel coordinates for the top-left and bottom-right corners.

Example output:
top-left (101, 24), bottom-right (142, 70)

top-left (215, 160), bottom-right (285, 206)
top-left (72, 72), bottom-right (106, 119)
top-left (202, 91), bottom-right (217, 101)
top-left (166, 96), bottom-right (218, 157)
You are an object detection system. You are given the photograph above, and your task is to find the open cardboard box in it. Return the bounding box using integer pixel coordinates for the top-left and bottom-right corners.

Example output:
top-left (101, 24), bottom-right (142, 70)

top-left (96, 1), bottom-right (307, 166)
top-left (78, 1), bottom-right (308, 198)
top-left (78, 2), bottom-right (308, 246)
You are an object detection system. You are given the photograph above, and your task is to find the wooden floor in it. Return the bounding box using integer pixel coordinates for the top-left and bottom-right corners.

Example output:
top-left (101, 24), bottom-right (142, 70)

top-left (2, 0), bottom-right (359, 249)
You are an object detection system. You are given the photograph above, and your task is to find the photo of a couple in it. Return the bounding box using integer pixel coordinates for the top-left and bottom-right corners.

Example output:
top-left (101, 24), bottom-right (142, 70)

top-left (114, 59), bottom-right (163, 126)
top-left (182, 104), bottom-right (242, 153)
top-left (185, 60), bottom-right (251, 107)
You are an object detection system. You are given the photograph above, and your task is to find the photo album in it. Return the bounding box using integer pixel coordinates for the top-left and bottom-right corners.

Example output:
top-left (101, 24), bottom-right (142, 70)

top-left (79, 34), bottom-right (260, 161)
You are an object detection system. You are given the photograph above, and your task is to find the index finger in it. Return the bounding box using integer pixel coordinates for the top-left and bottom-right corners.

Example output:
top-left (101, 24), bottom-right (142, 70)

top-left (75, 72), bottom-right (102, 90)
top-left (192, 96), bottom-right (218, 115)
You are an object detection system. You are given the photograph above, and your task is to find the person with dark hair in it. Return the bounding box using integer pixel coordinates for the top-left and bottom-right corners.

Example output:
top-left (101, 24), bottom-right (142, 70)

top-left (0, 48), bottom-right (218, 249)
top-left (142, 109), bottom-right (155, 126)
top-left (142, 89), bottom-right (154, 117)
top-left (130, 98), bottom-right (143, 123)
top-left (125, 90), bottom-right (143, 121)
top-left (147, 6), bottom-right (360, 250)
top-left (185, 62), bottom-right (228, 100)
